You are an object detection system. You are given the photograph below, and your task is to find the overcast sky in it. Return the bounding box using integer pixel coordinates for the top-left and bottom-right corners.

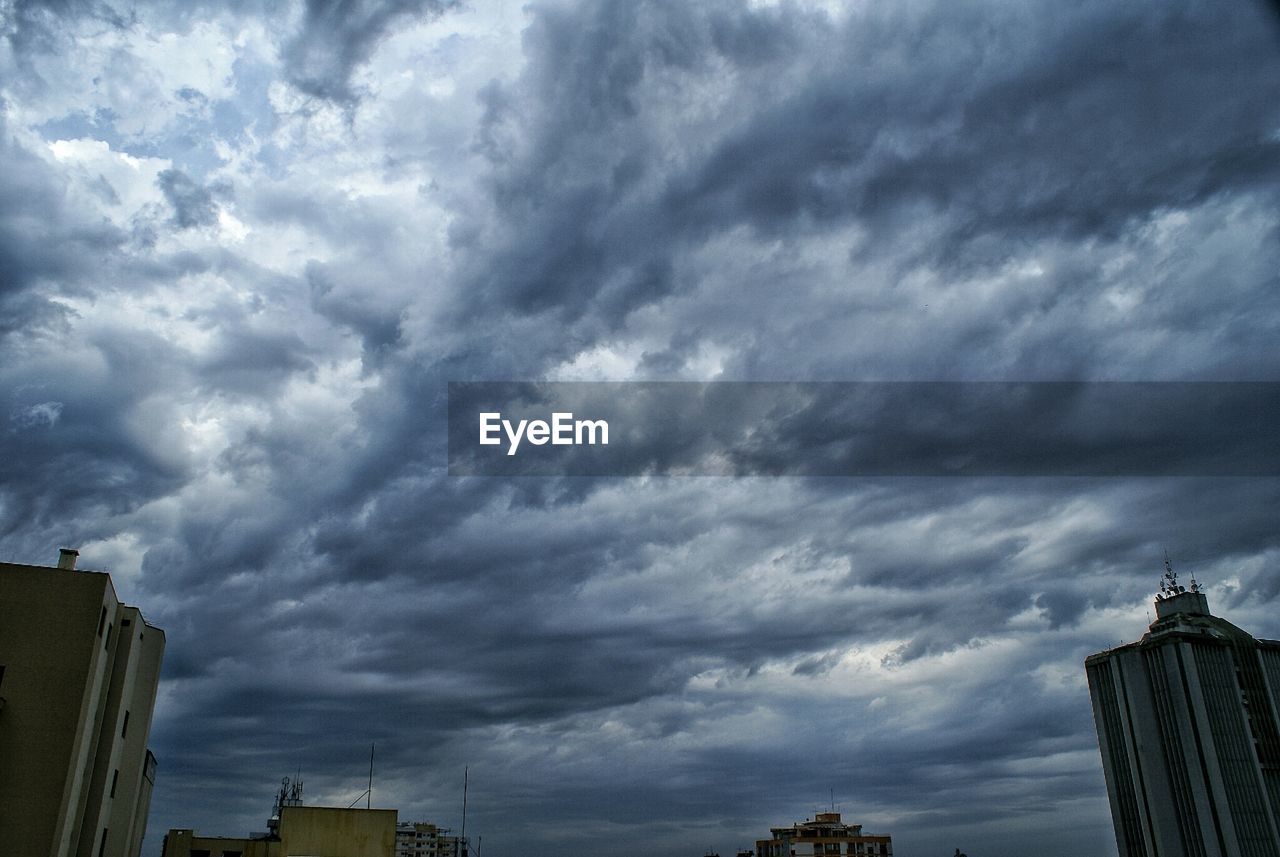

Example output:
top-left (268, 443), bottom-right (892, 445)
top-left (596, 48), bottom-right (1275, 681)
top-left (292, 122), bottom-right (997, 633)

top-left (3, 1), bottom-right (1280, 855)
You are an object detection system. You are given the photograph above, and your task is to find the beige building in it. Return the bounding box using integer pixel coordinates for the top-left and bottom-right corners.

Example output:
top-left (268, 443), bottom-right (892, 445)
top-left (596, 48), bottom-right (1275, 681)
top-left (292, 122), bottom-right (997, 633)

top-left (756, 812), bottom-right (892, 857)
top-left (162, 805), bottom-right (398, 857)
top-left (0, 548), bottom-right (166, 857)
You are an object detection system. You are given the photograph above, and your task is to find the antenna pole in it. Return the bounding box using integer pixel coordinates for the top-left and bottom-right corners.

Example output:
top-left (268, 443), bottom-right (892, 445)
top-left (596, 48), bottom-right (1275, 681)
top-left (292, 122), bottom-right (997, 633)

top-left (461, 766), bottom-right (469, 849)
top-left (368, 743), bottom-right (375, 810)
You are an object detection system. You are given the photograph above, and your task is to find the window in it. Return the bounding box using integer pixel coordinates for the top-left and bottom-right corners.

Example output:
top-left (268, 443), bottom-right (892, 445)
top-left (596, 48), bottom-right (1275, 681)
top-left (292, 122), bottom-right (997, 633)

top-left (121, 711), bottom-right (130, 738)
top-left (98, 607), bottom-right (107, 636)
top-left (97, 829), bottom-right (108, 857)
top-left (222, 851), bottom-right (243, 857)
top-left (110, 769), bottom-right (119, 798)
top-left (0, 664), bottom-right (6, 690)
top-left (104, 623), bottom-right (112, 650)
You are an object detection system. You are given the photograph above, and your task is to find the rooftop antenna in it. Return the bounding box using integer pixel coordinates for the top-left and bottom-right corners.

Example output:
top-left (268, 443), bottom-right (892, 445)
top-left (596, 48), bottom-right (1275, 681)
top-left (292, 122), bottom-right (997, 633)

top-left (346, 745), bottom-right (375, 809)
top-left (271, 775), bottom-right (304, 834)
top-left (461, 766), bottom-right (469, 846)
top-left (1159, 549), bottom-right (1184, 599)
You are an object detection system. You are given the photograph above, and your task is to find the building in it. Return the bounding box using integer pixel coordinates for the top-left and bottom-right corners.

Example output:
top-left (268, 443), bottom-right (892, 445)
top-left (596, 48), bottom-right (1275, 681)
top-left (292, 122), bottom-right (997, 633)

top-left (162, 780), bottom-right (399, 857)
top-left (396, 821), bottom-right (467, 857)
top-left (755, 812), bottom-right (892, 857)
top-left (1085, 561), bottom-right (1280, 857)
top-left (0, 549), bottom-right (166, 857)
top-left (163, 806), bottom-right (398, 857)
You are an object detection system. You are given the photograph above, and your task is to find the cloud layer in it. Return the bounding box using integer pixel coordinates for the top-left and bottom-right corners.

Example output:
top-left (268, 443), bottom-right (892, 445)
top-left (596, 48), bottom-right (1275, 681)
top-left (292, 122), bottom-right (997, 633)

top-left (3, 1), bottom-right (1280, 855)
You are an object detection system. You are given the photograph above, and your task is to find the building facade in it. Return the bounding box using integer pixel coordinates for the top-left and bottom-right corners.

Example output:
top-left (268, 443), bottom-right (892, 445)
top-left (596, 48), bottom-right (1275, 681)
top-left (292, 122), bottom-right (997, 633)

top-left (0, 549), bottom-right (166, 857)
top-left (1085, 566), bottom-right (1280, 857)
top-left (755, 812), bottom-right (892, 857)
top-left (396, 822), bottom-right (466, 857)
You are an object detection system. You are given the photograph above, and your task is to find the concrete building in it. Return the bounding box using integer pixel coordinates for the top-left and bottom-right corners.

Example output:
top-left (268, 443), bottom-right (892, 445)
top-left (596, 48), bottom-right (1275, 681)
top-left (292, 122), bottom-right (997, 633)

top-left (396, 822), bottom-right (466, 857)
top-left (162, 806), bottom-right (397, 857)
top-left (755, 812), bottom-right (892, 857)
top-left (1085, 561), bottom-right (1280, 857)
top-left (0, 549), bottom-right (165, 857)
top-left (161, 781), bottom-right (398, 857)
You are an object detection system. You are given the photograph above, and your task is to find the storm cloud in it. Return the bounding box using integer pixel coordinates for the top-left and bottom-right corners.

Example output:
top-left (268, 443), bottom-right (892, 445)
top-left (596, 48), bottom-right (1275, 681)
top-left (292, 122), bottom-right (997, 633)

top-left (2, 1), bottom-right (1280, 856)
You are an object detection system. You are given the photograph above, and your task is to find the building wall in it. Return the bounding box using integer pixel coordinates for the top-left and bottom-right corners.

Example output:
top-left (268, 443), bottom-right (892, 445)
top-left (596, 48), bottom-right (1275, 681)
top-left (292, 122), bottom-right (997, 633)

top-left (163, 807), bottom-right (397, 857)
top-left (83, 605), bottom-right (166, 857)
top-left (0, 557), bottom-right (165, 857)
top-left (277, 806), bottom-right (398, 857)
top-left (1086, 593), bottom-right (1280, 857)
top-left (161, 829), bottom-right (273, 857)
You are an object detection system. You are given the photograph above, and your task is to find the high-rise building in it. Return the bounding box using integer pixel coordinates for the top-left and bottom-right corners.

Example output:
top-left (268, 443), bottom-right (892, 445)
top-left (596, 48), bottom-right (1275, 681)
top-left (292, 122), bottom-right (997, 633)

top-left (1085, 562), bottom-right (1280, 857)
top-left (0, 549), bottom-right (166, 857)
top-left (755, 812), bottom-right (892, 857)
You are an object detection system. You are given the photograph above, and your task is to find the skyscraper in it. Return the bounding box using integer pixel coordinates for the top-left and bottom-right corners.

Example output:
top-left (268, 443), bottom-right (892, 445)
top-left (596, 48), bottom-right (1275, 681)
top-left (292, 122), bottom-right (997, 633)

top-left (1085, 561), bottom-right (1280, 857)
top-left (0, 549), bottom-right (165, 857)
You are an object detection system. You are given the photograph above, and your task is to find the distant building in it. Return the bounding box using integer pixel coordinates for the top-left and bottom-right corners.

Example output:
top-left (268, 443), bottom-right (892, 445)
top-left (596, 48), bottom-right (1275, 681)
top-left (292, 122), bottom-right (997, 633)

top-left (1085, 561), bottom-right (1280, 856)
top-left (162, 805), bottom-right (397, 857)
top-left (163, 779), bottom-right (405, 857)
top-left (0, 549), bottom-right (166, 857)
top-left (755, 812), bottom-right (892, 857)
top-left (396, 821), bottom-right (467, 857)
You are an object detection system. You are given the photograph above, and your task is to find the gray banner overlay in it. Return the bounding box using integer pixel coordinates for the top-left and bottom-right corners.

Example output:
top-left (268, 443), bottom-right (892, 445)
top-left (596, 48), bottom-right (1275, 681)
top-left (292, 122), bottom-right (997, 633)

top-left (447, 382), bottom-right (1280, 476)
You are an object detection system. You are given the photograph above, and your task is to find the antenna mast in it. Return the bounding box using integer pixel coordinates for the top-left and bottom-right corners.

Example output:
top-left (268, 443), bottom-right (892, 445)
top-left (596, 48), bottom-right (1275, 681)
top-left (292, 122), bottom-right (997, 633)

top-left (368, 743), bottom-right (375, 810)
top-left (461, 766), bottom-right (469, 846)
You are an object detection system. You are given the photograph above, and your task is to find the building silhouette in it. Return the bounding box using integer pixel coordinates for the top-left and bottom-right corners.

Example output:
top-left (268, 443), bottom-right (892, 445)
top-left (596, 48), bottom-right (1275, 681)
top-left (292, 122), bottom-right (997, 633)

top-left (1085, 561), bottom-right (1280, 856)
top-left (0, 549), bottom-right (166, 857)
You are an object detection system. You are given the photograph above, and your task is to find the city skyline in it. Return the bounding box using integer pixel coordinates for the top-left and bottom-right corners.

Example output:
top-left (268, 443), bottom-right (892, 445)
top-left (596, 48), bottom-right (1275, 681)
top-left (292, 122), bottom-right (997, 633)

top-left (3, 0), bottom-right (1280, 855)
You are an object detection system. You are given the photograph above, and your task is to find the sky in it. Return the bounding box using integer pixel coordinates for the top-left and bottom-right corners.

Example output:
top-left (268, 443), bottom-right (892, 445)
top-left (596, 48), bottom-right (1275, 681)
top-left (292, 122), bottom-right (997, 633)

top-left (3, 0), bottom-right (1280, 855)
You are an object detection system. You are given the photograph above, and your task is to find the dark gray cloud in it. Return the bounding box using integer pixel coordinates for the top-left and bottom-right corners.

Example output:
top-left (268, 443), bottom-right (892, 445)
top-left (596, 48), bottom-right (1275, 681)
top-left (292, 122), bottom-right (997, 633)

top-left (158, 168), bottom-right (219, 229)
top-left (445, 0), bottom-right (1280, 379)
top-left (283, 0), bottom-right (459, 102)
top-left (0, 117), bottom-right (121, 337)
top-left (3, 0), bottom-right (1280, 855)
top-left (1, 0), bottom-right (128, 55)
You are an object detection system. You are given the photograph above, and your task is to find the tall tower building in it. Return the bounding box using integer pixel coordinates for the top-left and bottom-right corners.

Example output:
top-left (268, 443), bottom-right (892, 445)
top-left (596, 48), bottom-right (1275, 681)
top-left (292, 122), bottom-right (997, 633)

top-left (1085, 561), bottom-right (1280, 857)
top-left (0, 549), bottom-right (166, 857)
